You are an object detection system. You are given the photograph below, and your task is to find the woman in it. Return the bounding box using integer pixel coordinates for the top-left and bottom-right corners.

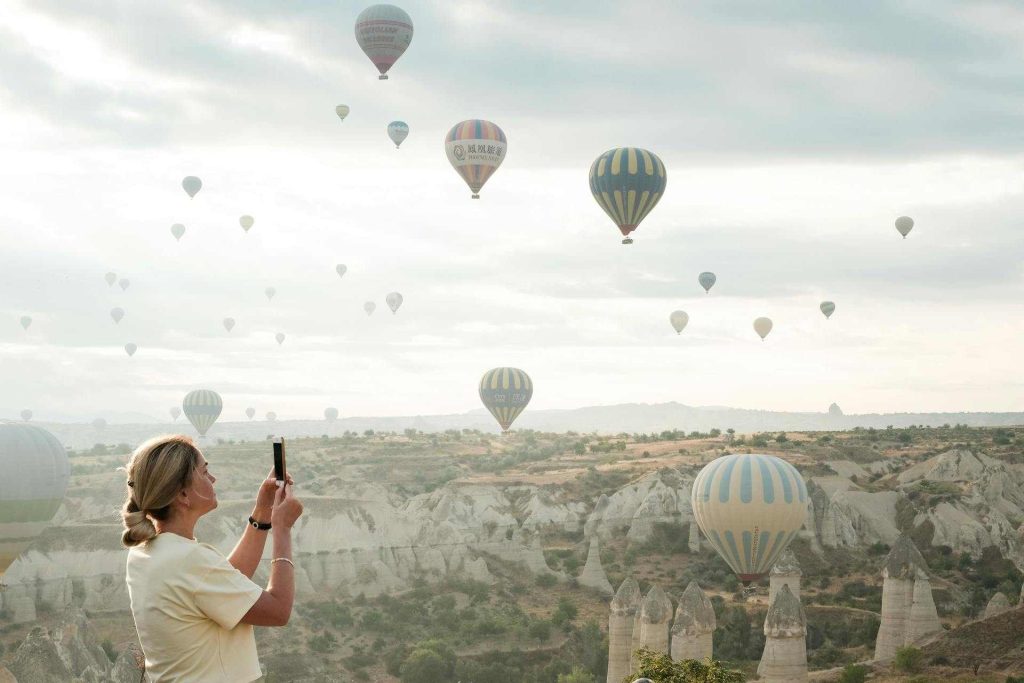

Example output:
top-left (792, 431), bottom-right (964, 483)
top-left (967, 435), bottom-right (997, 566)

top-left (121, 434), bottom-right (304, 682)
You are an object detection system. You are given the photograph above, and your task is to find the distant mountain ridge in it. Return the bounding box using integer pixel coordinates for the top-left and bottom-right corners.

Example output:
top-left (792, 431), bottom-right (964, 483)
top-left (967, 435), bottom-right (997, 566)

top-left (19, 401), bottom-right (1024, 449)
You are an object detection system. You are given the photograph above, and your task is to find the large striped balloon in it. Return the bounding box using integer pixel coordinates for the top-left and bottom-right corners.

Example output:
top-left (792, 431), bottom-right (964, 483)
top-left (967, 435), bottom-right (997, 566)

top-left (445, 120), bottom-right (507, 198)
top-left (479, 367), bottom-right (532, 433)
top-left (589, 147), bottom-right (667, 244)
top-left (0, 424), bottom-right (70, 579)
top-left (691, 453), bottom-right (807, 583)
top-left (182, 389), bottom-right (223, 437)
top-left (354, 4), bottom-right (414, 80)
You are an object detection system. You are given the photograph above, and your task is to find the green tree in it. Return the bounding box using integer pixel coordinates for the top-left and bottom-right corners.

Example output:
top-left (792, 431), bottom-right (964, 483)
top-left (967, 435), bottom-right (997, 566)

top-left (627, 647), bottom-right (744, 682)
top-left (838, 664), bottom-right (868, 683)
top-left (558, 666), bottom-right (596, 683)
top-left (893, 646), bottom-right (923, 673)
top-left (400, 641), bottom-right (456, 683)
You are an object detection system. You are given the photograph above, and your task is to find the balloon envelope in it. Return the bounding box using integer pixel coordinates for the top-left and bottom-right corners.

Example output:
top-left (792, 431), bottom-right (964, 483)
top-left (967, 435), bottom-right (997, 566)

top-left (266, 412), bottom-right (277, 422)
top-left (753, 317), bottom-right (773, 340)
top-left (223, 318), bottom-right (235, 332)
top-left (105, 272), bottom-right (117, 287)
top-left (119, 279), bottom-right (130, 291)
top-left (19, 410), bottom-right (31, 422)
top-left (589, 147), bottom-right (666, 244)
top-left (479, 367), bottom-right (532, 433)
top-left (183, 389), bottom-right (223, 436)
top-left (336, 264), bottom-right (347, 278)
top-left (19, 316), bottom-right (31, 330)
top-left (275, 333), bottom-right (285, 345)
top-left (335, 105), bottom-right (350, 121)
top-left (265, 287), bottom-right (276, 301)
top-left (110, 307), bottom-right (125, 324)
top-left (246, 407), bottom-right (255, 420)
top-left (124, 343), bottom-right (137, 356)
top-left (691, 453), bottom-right (807, 582)
top-left (386, 292), bottom-right (403, 313)
top-left (388, 121), bottom-right (409, 148)
top-left (240, 215), bottom-right (254, 232)
top-left (895, 215), bottom-right (914, 238)
top-left (170, 223), bottom-right (185, 241)
top-left (669, 310), bottom-right (689, 334)
top-left (182, 176), bottom-right (202, 198)
top-left (820, 301), bottom-right (836, 319)
top-left (0, 424), bottom-right (70, 577)
top-left (698, 272), bottom-right (716, 293)
top-left (325, 407), bottom-right (339, 421)
top-left (445, 120), bottom-right (506, 198)
top-left (364, 302), bottom-right (376, 316)
top-left (354, 4), bottom-right (413, 80)
top-left (170, 407), bottom-right (181, 421)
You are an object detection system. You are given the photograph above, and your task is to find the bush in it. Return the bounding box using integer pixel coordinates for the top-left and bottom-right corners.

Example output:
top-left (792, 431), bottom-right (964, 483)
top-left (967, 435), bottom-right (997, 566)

top-left (528, 619), bottom-right (552, 642)
top-left (839, 664), bottom-right (868, 683)
top-left (535, 573), bottom-right (558, 588)
top-left (894, 646), bottom-right (924, 673)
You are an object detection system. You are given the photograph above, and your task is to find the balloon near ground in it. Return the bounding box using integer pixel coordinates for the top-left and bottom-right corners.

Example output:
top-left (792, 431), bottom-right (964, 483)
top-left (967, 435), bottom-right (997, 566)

top-left (386, 292), bottom-right (403, 313)
top-left (669, 310), bottom-right (689, 334)
top-left (245, 407), bottom-right (255, 420)
top-left (445, 120), bottom-right (507, 199)
top-left (182, 176), bottom-right (202, 198)
top-left (19, 316), bottom-right (31, 331)
top-left (335, 105), bottom-right (350, 121)
top-left (699, 271), bottom-right (716, 293)
top-left (387, 121), bottom-right (409, 149)
top-left (266, 412), bottom-right (277, 422)
top-left (354, 4), bottom-right (413, 80)
top-left (0, 424), bottom-right (71, 581)
top-left (170, 223), bottom-right (185, 241)
top-left (183, 389), bottom-right (223, 437)
top-left (820, 301), bottom-right (836, 319)
top-left (753, 317), bottom-right (773, 341)
top-left (239, 215), bottom-right (254, 232)
top-left (691, 453), bottom-right (807, 583)
top-left (324, 407), bottom-right (339, 421)
top-left (589, 147), bottom-right (666, 245)
top-left (895, 215), bottom-right (914, 238)
top-left (20, 410), bottom-right (31, 422)
top-left (479, 367), bottom-right (533, 433)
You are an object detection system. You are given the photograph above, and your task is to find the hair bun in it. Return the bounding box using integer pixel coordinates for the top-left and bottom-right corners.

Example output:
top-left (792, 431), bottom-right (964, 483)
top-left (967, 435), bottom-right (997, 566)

top-left (122, 510), bottom-right (157, 546)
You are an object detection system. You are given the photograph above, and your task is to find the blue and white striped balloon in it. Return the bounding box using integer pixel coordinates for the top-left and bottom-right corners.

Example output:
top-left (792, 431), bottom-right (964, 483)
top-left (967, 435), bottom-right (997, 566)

top-left (691, 453), bottom-right (807, 582)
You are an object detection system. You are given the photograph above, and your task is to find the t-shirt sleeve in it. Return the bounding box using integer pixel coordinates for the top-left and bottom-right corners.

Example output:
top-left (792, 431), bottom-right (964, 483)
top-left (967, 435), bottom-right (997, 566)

top-left (189, 544), bottom-right (264, 630)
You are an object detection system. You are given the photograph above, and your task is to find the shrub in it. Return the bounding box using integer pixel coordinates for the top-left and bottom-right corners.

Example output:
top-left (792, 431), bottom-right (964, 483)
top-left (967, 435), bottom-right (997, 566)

top-left (839, 664), bottom-right (868, 683)
top-left (894, 646), bottom-right (924, 673)
top-left (535, 573), bottom-right (558, 588)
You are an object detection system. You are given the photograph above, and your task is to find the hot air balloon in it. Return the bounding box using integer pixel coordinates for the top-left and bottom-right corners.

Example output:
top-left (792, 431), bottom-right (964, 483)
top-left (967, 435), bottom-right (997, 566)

top-left (753, 317), bottom-right (772, 341)
top-left (479, 367), bottom-right (532, 433)
top-left (0, 424), bottom-right (70, 582)
top-left (364, 302), bottom-right (376, 316)
top-left (669, 310), bottom-right (689, 335)
top-left (119, 278), bottom-right (130, 291)
top-left (325, 407), bottom-right (339, 421)
top-left (182, 389), bottom-right (222, 437)
top-left (245, 407), bottom-right (255, 420)
top-left (124, 343), bottom-right (138, 356)
top-left (169, 407), bottom-right (181, 421)
top-left (691, 453), bottom-right (807, 583)
top-left (182, 176), bottom-right (202, 199)
top-left (105, 272), bottom-right (117, 287)
top-left (274, 332), bottom-right (285, 345)
top-left (265, 287), bottom-right (276, 301)
top-left (19, 316), bottom-right (31, 331)
top-left (354, 4), bottom-right (413, 80)
top-left (110, 307), bottom-right (125, 324)
top-left (240, 215), bottom-right (254, 232)
top-left (336, 264), bottom-right (347, 278)
top-left (386, 292), bottom-right (403, 313)
top-left (19, 410), bottom-right (31, 422)
top-left (698, 272), bottom-right (716, 293)
top-left (820, 301), bottom-right (836, 319)
top-left (223, 318), bottom-right (235, 332)
top-left (895, 216), bottom-right (914, 238)
top-left (387, 121), bottom-right (409, 149)
top-left (92, 418), bottom-right (106, 431)
top-left (170, 223), bottom-right (185, 241)
top-left (589, 147), bottom-right (666, 244)
top-left (266, 411), bottom-right (277, 422)
top-left (335, 105), bottom-right (350, 121)
top-left (445, 120), bottom-right (507, 199)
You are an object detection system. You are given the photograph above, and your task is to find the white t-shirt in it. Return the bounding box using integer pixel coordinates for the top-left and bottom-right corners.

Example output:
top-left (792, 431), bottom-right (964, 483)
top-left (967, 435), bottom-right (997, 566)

top-left (126, 533), bottom-right (264, 682)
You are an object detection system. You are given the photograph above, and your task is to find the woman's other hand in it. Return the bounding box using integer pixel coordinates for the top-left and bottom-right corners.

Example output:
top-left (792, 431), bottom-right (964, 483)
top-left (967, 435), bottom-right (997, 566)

top-left (254, 470), bottom-right (293, 520)
top-left (271, 482), bottom-right (303, 530)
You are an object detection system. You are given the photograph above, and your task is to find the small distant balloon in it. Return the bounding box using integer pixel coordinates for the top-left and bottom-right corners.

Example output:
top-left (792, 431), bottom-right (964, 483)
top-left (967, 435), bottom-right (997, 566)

top-left (239, 215), bottom-right (254, 232)
top-left (388, 121), bottom-right (409, 149)
top-left (895, 216), bottom-right (914, 238)
top-left (820, 301), bottom-right (836, 319)
top-left (364, 301), bottom-right (376, 316)
top-left (92, 418), bottom-right (106, 431)
top-left (753, 317), bottom-right (773, 341)
top-left (325, 407), bottom-right (339, 421)
top-left (266, 411), bottom-right (277, 422)
top-left (182, 389), bottom-right (222, 436)
top-left (19, 316), bottom-right (31, 331)
top-left (336, 264), bottom-right (347, 278)
top-left (355, 4), bottom-right (414, 80)
top-left (265, 287), bottom-right (276, 301)
top-left (446, 120), bottom-right (506, 198)
top-left (105, 272), bottom-right (117, 287)
top-left (110, 307), bottom-right (125, 324)
top-left (20, 410), bottom-right (31, 422)
top-left (223, 317), bottom-right (235, 332)
top-left (119, 279), bottom-right (130, 291)
top-left (182, 176), bottom-right (202, 199)
top-left (386, 292), bottom-right (403, 313)
top-left (335, 105), bottom-right (350, 121)
top-left (245, 407), bottom-right (255, 420)
top-left (698, 271), bottom-right (716, 293)
top-left (479, 367), bottom-right (532, 433)
top-left (275, 332), bottom-right (285, 345)
top-left (171, 223), bottom-right (185, 241)
top-left (669, 310), bottom-right (689, 334)
top-left (170, 407), bottom-right (181, 421)
top-left (124, 343), bottom-right (138, 356)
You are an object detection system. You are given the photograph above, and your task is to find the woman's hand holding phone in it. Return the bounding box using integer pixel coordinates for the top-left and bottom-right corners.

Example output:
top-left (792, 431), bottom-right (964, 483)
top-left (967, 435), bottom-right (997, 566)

top-left (271, 482), bottom-right (303, 530)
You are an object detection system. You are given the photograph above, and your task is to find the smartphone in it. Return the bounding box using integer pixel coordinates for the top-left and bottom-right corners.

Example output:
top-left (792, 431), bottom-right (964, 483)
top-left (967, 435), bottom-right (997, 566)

top-left (273, 437), bottom-right (287, 484)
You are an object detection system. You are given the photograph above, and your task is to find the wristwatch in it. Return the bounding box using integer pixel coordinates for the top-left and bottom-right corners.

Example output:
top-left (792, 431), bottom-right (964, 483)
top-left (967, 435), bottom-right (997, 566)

top-left (248, 516), bottom-right (272, 531)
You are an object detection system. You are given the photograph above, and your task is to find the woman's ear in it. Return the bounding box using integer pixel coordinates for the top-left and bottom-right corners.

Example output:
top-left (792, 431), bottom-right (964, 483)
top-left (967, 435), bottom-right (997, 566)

top-left (178, 487), bottom-right (192, 509)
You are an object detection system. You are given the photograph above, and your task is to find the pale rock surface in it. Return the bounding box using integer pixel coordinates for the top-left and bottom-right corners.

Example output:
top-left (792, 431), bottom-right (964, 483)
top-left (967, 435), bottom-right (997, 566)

top-left (905, 570), bottom-right (943, 645)
top-left (607, 577), bottom-right (641, 683)
top-left (825, 460), bottom-right (869, 480)
top-left (759, 585), bottom-right (807, 683)
top-left (637, 584), bottom-right (673, 656)
top-left (769, 547), bottom-right (802, 605)
top-left (584, 470), bottom-right (696, 543)
top-left (984, 591), bottom-right (1011, 619)
top-left (670, 581), bottom-right (715, 661)
top-left (874, 534), bottom-right (940, 661)
top-left (577, 537), bottom-right (613, 595)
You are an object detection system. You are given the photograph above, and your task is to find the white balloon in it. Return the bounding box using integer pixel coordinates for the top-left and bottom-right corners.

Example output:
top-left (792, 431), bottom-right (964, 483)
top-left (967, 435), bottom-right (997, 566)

top-left (20, 409), bottom-right (32, 422)
top-left (182, 176), bottom-right (202, 198)
top-left (336, 264), bottom-right (347, 278)
top-left (223, 318), bottom-right (235, 332)
top-left (669, 310), bottom-right (689, 334)
top-left (753, 317), bottom-right (773, 341)
top-left (170, 223), bottom-right (185, 241)
top-left (275, 332), bottom-right (285, 345)
top-left (386, 292), bottom-right (403, 313)
top-left (19, 316), bottom-right (31, 330)
top-left (240, 215), bottom-right (254, 232)
top-left (170, 407), bottom-right (181, 421)
top-left (245, 407), bottom-right (255, 420)
top-left (335, 105), bottom-right (350, 121)
top-left (895, 215), bottom-right (914, 238)
top-left (266, 411), bottom-right (277, 422)
top-left (324, 407), bottom-right (339, 421)
top-left (110, 307), bottom-right (125, 324)
top-left (119, 279), bottom-right (130, 291)
top-left (124, 343), bottom-right (138, 356)
top-left (105, 272), bottom-right (117, 287)
top-left (364, 301), bottom-right (376, 316)
top-left (265, 287), bottom-right (276, 301)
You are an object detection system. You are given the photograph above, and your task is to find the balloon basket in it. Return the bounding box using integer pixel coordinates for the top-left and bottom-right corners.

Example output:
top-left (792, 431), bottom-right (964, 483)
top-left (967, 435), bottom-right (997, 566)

top-left (379, 75), bottom-right (388, 80)
top-left (471, 194), bottom-right (480, 199)
top-left (621, 238), bottom-right (633, 245)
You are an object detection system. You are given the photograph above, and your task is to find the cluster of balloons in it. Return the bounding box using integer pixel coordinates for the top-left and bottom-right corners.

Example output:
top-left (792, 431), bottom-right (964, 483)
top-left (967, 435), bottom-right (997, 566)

top-left (178, 388), bottom-right (342, 437)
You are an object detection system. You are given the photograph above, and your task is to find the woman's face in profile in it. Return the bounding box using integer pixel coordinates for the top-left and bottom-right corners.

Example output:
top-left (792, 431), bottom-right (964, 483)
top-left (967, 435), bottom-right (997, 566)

top-left (186, 454), bottom-right (218, 514)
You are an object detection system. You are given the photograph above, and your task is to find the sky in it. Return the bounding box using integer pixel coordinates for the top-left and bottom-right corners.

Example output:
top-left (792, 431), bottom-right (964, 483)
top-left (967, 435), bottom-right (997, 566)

top-left (2, 0), bottom-right (1024, 423)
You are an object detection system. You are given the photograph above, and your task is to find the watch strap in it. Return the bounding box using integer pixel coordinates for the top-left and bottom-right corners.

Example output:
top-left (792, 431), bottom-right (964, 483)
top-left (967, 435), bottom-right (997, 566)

top-left (248, 515), bottom-right (272, 531)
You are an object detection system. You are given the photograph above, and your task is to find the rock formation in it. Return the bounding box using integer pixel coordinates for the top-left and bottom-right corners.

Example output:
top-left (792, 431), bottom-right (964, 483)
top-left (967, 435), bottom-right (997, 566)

top-left (577, 537), bottom-right (613, 595)
top-left (687, 521), bottom-right (700, 553)
top-left (769, 547), bottom-right (801, 605)
top-left (759, 584), bottom-right (807, 683)
top-left (984, 591), bottom-right (1011, 619)
top-left (670, 581), bottom-right (715, 661)
top-left (607, 577), bottom-right (642, 683)
top-left (829, 402), bottom-right (843, 417)
top-left (874, 534), bottom-right (943, 661)
top-left (636, 584), bottom-right (673, 657)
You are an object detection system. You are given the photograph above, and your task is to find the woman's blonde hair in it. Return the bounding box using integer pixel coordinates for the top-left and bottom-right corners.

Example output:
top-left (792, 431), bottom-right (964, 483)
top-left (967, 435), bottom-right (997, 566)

top-left (121, 435), bottom-right (201, 547)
